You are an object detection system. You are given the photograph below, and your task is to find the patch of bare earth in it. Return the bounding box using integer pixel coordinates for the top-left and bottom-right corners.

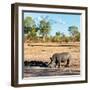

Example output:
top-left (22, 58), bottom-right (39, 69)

top-left (24, 42), bottom-right (80, 77)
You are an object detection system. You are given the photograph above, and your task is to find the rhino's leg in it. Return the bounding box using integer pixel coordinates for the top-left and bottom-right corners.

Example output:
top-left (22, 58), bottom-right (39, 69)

top-left (65, 59), bottom-right (70, 67)
top-left (57, 62), bottom-right (60, 68)
top-left (55, 58), bottom-right (60, 68)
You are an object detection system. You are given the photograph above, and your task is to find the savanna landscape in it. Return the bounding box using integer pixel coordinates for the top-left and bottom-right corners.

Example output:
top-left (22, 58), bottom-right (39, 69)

top-left (23, 12), bottom-right (80, 78)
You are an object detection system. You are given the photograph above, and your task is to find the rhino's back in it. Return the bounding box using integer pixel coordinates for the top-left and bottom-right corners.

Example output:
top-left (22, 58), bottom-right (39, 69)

top-left (52, 52), bottom-right (71, 61)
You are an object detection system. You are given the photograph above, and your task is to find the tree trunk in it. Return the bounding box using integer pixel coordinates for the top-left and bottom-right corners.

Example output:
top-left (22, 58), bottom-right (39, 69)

top-left (42, 35), bottom-right (45, 42)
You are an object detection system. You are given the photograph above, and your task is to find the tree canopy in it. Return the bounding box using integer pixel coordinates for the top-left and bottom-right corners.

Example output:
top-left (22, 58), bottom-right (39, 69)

top-left (24, 16), bottom-right (80, 43)
top-left (39, 18), bottom-right (51, 41)
top-left (68, 26), bottom-right (80, 41)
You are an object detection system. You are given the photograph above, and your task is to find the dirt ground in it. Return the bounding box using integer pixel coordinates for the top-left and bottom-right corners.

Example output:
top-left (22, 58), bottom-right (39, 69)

top-left (24, 42), bottom-right (80, 77)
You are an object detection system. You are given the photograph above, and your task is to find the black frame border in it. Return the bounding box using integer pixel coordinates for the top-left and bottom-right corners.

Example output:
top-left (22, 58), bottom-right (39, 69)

top-left (11, 3), bottom-right (88, 87)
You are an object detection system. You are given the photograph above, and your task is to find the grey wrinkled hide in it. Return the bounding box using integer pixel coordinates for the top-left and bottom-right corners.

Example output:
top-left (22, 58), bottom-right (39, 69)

top-left (48, 52), bottom-right (71, 68)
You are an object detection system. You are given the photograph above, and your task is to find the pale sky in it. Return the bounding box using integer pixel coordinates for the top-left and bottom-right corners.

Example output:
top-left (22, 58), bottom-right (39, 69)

top-left (24, 11), bottom-right (80, 36)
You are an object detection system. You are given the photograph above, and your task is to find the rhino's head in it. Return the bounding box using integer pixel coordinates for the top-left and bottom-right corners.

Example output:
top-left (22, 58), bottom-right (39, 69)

top-left (48, 57), bottom-right (56, 68)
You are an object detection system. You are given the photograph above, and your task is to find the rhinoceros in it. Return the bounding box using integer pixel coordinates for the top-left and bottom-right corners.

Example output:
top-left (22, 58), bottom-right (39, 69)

top-left (48, 52), bottom-right (71, 68)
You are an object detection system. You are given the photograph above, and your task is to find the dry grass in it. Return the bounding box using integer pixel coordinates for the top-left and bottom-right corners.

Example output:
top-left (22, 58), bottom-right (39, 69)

top-left (24, 42), bottom-right (80, 71)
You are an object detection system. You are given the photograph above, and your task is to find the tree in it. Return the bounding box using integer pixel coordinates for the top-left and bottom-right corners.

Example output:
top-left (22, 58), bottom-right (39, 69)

top-left (39, 18), bottom-right (51, 41)
top-left (24, 17), bottom-right (35, 33)
top-left (55, 32), bottom-right (61, 42)
top-left (68, 26), bottom-right (80, 42)
top-left (56, 32), bottom-right (61, 36)
top-left (75, 32), bottom-right (80, 41)
top-left (24, 16), bottom-right (38, 40)
top-left (58, 33), bottom-right (69, 43)
top-left (52, 32), bottom-right (61, 42)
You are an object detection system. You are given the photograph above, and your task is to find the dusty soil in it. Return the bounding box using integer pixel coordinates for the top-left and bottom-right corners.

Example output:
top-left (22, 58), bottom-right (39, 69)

top-left (24, 42), bottom-right (80, 77)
